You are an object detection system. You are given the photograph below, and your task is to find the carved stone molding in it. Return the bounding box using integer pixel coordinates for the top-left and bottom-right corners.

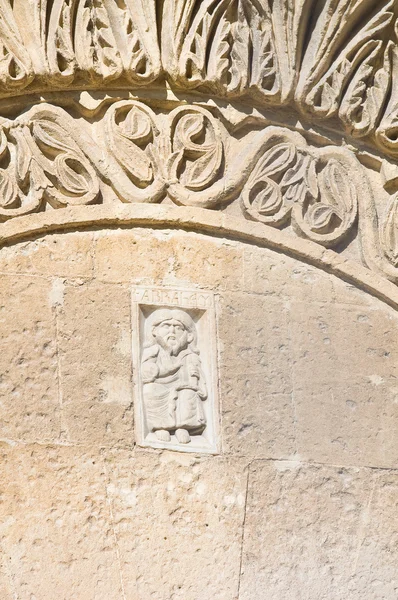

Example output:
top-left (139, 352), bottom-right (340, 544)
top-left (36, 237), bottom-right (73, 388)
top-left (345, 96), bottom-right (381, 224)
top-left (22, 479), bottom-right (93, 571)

top-left (0, 1), bottom-right (398, 306)
top-left (0, 1), bottom-right (396, 157)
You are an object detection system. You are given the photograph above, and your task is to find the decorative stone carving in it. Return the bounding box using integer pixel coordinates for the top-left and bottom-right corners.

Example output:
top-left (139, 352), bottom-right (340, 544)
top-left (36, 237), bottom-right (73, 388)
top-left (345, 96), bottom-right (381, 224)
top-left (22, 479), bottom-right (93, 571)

top-left (0, 1), bottom-right (397, 305)
top-left (0, 1), bottom-right (395, 156)
top-left (132, 287), bottom-right (219, 453)
top-left (241, 132), bottom-right (358, 247)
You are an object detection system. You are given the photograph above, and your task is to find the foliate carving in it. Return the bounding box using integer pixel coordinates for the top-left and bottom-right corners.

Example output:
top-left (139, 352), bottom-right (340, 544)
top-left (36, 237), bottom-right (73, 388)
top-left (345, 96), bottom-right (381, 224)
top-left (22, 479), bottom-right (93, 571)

top-left (132, 287), bottom-right (219, 454)
top-left (0, 1), bottom-right (396, 159)
top-left (168, 107), bottom-right (223, 192)
top-left (0, 106), bottom-right (99, 219)
top-left (104, 100), bottom-right (165, 203)
top-left (241, 133), bottom-right (358, 247)
top-left (75, 0), bottom-right (123, 82)
top-left (381, 194), bottom-right (398, 268)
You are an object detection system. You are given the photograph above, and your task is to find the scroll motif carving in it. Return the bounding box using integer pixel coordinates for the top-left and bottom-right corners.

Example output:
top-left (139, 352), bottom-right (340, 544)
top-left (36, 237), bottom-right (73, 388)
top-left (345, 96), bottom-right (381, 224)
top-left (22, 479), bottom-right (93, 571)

top-left (0, 1), bottom-right (396, 160)
top-left (168, 107), bottom-right (223, 192)
top-left (0, 107), bottom-right (99, 219)
top-left (2, 97), bottom-right (398, 293)
top-left (241, 135), bottom-right (358, 247)
top-left (104, 100), bottom-right (166, 203)
top-left (0, 0), bottom-right (397, 296)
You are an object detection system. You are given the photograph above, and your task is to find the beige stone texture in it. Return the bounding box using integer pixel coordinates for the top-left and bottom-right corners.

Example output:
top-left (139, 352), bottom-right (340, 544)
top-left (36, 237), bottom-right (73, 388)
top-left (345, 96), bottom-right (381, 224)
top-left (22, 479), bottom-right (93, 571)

top-left (0, 227), bottom-right (397, 598)
top-left (95, 230), bottom-right (244, 291)
top-left (0, 1), bottom-right (398, 595)
top-left (0, 444), bottom-right (124, 600)
top-left (239, 461), bottom-right (398, 600)
top-left (0, 275), bottom-right (60, 443)
top-left (103, 450), bottom-right (247, 600)
top-left (0, 233), bottom-right (94, 280)
top-left (58, 281), bottom-right (133, 447)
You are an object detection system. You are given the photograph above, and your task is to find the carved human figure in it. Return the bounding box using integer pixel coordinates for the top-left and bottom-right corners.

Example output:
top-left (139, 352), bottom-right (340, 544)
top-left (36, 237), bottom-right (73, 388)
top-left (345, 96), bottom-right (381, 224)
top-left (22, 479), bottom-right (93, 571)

top-left (141, 309), bottom-right (207, 444)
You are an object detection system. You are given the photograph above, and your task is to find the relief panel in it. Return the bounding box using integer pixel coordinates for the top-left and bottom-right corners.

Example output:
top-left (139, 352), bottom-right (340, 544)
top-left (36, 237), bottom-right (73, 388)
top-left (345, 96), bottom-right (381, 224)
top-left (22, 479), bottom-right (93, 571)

top-left (132, 286), bottom-right (220, 454)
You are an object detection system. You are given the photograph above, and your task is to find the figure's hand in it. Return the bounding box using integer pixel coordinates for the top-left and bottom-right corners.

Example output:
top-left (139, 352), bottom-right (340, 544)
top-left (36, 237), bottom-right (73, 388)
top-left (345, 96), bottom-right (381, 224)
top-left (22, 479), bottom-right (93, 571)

top-left (141, 362), bottom-right (159, 383)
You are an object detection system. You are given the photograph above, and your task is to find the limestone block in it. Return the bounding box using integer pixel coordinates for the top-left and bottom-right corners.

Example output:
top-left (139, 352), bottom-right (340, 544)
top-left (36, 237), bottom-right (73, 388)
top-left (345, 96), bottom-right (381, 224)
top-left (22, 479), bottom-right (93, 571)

top-left (57, 282), bottom-right (133, 446)
top-left (243, 246), bottom-right (334, 302)
top-left (0, 443), bottom-right (123, 600)
top-left (290, 301), bottom-right (398, 386)
top-left (0, 275), bottom-right (60, 443)
top-left (221, 373), bottom-right (295, 458)
top-left (170, 236), bottom-right (244, 292)
top-left (103, 449), bottom-right (248, 600)
top-left (352, 471), bottom-right (398, 598)
top-left (332, 279), bottom-right (376, 307)
top-left (217, 292), bottom-right (292, 392)
top-left (290, 301), bottom-right (398, 467)
top-left (0, 233), bottom-right (94, 279)
top-left (0, 556), bottom-right (13, 600)
top-left (95, 230), bottom-right (173, 284)
top-left (95, 229), bottom-right (244, 291)
top-left (239, 461), bottom-right (398, 600)
top-left (293, 377), bottom-right (398, 469)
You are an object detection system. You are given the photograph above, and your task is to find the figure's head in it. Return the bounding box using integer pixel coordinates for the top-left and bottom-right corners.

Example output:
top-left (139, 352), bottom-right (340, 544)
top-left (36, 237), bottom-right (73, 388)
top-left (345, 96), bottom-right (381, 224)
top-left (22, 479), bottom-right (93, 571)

top-left (145, 309), bottom-right (197, 355)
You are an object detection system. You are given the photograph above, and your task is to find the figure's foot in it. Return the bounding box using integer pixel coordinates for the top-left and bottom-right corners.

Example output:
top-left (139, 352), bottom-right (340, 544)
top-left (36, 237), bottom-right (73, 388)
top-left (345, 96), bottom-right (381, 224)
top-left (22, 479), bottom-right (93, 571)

top-left (155, 429), bottom-right (171, 442)
top-left (175, 428), bottom-right (191, 444)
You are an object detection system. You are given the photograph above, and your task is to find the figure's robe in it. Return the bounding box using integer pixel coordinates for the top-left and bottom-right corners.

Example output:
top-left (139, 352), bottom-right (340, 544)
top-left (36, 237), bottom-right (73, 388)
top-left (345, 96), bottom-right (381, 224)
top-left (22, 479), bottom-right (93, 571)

top-left (142, 345), bottom-right (207, 434)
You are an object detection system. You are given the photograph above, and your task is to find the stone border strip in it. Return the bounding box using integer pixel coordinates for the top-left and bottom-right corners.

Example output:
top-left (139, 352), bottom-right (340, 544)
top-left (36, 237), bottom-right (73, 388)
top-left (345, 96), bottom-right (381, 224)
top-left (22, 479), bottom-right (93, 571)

top-left (1, 204), bottom-right (398, 310)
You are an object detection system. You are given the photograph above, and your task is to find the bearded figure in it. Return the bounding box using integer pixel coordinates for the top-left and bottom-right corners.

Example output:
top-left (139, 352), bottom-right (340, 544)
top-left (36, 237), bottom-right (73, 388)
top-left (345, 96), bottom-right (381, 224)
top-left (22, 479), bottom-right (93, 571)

top-left (141, 309), bottom-right (207, 444)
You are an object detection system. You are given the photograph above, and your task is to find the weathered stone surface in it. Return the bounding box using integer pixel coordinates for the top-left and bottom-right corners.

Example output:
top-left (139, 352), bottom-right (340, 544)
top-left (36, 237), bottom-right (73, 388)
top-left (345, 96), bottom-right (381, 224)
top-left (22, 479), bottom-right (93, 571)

top-left (243, 246), bottom-right (335, 303)
top-left (57, 281), bottom-right (133, 447)
top-left (0, 219), bottom-right (396, 598)
top-left (0, 233), bottom-right (94, 279)
top-left (103, 449), bottom-right (248, 600)
top-left (240, 461), bottom-right (398, 600)
top-left (222, 376), bottom-right (296, 458)
top-left (293, 377), bottom-right (398, 469)
top-left (0, 275), bottom-right (60, 443)
top-left (0, 0), bottom-right (398, 596)
top-left (217, 292), bottom-right (292, 391)
top-left (290, 300), bottom-right (398, 467)
top-left (95, 229), bottom-right (244, 291)
top-left (0, 443), bottom-right (124, 600)
top-left (0, 553), bottom-right (13, 600)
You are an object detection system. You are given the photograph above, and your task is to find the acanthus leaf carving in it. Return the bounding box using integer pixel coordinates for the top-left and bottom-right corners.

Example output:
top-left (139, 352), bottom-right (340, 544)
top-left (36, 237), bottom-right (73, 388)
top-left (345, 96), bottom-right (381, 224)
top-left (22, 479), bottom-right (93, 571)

top-left (75, 0), bottom-right (123, 82)
top-left (47, 0), bottom-right (78, 83)
top-left (103, 0), bottom-right (161, 84)
top-left (0, 0), bottom-right (396, 164)
top-left (0, 0), bottom-right (34, 90)
top-left (297, 0), bottom-right (394, 119)
top-left (340, 40), bottom-right (393, 138)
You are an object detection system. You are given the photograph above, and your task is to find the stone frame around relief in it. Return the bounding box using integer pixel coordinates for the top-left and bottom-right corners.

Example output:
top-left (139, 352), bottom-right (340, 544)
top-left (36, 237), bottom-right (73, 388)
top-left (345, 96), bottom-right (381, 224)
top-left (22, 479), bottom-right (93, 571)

top-left (132, 286), bottom-right (220, 454)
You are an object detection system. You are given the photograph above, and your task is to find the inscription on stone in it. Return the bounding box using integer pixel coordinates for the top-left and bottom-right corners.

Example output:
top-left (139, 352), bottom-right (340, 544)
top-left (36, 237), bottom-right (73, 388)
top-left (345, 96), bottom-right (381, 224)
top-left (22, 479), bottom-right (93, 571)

top-left (132, 287), bottom-right (219, 453)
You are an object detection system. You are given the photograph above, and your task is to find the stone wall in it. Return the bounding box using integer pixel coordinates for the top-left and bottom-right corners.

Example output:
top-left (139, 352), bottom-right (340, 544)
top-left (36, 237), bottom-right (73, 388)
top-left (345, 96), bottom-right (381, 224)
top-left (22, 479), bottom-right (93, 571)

top-left (0, 0), bottom-right (398, 597)
top-left (0, 228), bottom-right (397, 599)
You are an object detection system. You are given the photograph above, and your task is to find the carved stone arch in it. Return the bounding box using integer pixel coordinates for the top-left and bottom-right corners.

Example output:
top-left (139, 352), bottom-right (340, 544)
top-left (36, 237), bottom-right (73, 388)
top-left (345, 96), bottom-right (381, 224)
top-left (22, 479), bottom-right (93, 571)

top-left (1, 3), bottom-right (398, 598)
top-left (0, 1), bottom-right (394, 306)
